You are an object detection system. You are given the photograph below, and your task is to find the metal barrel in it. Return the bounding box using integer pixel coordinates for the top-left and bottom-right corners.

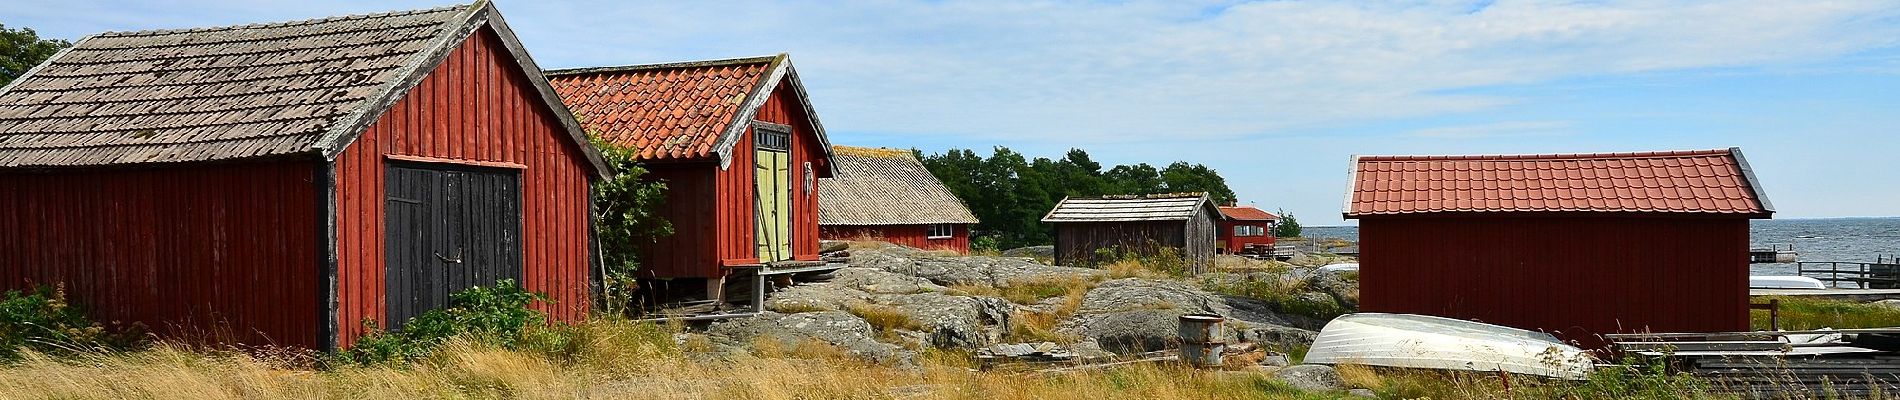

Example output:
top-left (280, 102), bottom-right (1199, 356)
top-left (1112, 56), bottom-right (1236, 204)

top-left (1178, 313), bottom-right (1226, 367)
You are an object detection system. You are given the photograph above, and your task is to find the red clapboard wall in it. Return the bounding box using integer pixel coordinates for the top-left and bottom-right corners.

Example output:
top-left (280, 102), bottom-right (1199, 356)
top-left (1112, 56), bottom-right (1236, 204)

top-left (1358, 216), bottom-right (1750, 348)
top-left (710, 81), bottom-right (829, 271)
top-left (820, 225), bottom-right (972, 254)
top-left (0, 162), bottom-right (322, 348)
top-left (332, 27), bottom-right (596, 347)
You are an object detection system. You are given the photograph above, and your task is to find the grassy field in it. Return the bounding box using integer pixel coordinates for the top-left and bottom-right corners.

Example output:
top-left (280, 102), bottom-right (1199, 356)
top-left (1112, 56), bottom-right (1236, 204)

top-left (1750, 296), bottom-right (1900, 331)
top-left (0, 319), bottom-right (1349, 400)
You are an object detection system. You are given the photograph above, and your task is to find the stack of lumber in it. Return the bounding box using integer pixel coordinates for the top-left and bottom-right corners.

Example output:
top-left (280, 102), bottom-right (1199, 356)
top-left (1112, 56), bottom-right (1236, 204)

top-left (1607, 329), bottom-right (1900, 398)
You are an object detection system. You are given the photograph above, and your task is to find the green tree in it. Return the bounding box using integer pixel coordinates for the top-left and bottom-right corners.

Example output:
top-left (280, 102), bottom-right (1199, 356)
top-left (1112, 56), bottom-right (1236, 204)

top-left (1159, 161), bottom-right (1237, 204)
top-left (1273, 209), bottom-right (1302, 238)
top-left (1, 24), bottom-right (70, 87)
top-left (1104, 163), bottom-right (1164, 195)
top-left (918, 146), bottom-right (1242, 249)
top-left (589, 137), bottom-right (671, 313)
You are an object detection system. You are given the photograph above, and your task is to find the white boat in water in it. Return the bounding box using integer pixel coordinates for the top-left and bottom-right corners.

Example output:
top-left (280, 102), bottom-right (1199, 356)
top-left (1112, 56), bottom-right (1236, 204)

top-left (1750, 275), bottom-right (1826, 290)
top-left (1303, 313), bottom-right (1596, 379)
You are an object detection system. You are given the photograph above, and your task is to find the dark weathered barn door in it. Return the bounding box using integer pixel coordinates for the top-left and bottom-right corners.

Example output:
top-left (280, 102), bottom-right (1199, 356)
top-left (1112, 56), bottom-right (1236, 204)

top-left (384, 163), bottom-right (522, 329)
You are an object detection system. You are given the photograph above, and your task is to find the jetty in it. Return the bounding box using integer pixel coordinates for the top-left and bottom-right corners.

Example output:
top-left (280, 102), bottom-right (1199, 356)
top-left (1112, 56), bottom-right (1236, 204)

top-left (1749, 244), bottom-right (1798, 263)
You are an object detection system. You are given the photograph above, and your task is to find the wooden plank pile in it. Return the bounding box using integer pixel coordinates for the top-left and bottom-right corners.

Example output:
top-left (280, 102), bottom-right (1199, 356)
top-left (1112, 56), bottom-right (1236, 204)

top-left (1607, 329), bottom-right (1900, 398)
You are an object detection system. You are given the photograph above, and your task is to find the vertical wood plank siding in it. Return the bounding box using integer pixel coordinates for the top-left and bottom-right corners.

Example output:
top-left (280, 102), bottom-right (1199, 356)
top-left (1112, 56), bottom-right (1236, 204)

top-left (819, 224), bottom-right (971, 254)
top-left (1054, 217), bottom-right (1215, 273)
top-left (636, 164), bottom-right (717, 278)
top-left (696, 80), bottom-right (829, 276)
top-left (0, 161), bottom-right (321, 348)
top-left (1358, 216), bottom-right (1749, 348)
top-left (333, 28), bottom-right (595, 347)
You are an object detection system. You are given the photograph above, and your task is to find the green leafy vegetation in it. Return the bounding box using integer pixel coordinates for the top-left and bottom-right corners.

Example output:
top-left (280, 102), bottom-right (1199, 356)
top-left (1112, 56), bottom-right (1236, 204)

top-left (918, 147), bottom-right (1236, 249)
top-left (0, 286), bottom-right (146, 361)
top-left (1200, 273), bottom-right (1349, 321)
top-left (588, 135), bottom-right (671, 314)
top-left (1272, 208), bottom-right (1302, 238)
top-left (1751, 296), bottom-right (1900, 331)
top-left (341, 280), bottom-right (553, 365)
top-left (1, 24), bottom-right (71, 87)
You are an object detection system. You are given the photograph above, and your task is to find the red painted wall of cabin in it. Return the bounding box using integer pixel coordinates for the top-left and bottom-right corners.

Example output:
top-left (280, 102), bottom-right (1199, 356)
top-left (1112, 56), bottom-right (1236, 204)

top-left (707, 80), bottom-right (829, 274)
top-left (635, 164), bottom-right (717, 278)
top-left (0, 161), bottom-right (322, 348)
top-left (332, 28), bottom-right (595, 347)
top-left (1358, 215), bottom-right (1750, 348)
top-left (820, 224), bottom-right (971, 254)
top-left (1215, 220), bottom-right (1275, 254)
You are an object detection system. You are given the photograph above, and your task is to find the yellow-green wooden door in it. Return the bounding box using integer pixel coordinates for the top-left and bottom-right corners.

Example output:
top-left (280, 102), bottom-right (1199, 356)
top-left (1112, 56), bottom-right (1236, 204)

top-left (755, 148), bottom-right (792, 262)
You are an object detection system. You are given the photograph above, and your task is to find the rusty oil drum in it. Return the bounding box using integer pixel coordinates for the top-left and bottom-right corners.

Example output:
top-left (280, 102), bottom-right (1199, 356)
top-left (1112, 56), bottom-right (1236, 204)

top-left (1178, 313), bottom-right (1226, 367)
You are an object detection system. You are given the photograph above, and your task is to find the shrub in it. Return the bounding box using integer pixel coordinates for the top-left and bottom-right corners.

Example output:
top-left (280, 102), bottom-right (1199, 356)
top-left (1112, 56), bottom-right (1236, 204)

top-left (589, 135), bottom-right (672, 315)
top-left (0, 286), bottom-right (145, 360)
top-left (341, 280), bottom-right (551, 365)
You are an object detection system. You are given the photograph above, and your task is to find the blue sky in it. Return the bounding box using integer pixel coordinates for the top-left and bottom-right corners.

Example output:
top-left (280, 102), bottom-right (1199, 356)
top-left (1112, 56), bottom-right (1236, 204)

top-left (7, 0), bottom-right (1899, 225)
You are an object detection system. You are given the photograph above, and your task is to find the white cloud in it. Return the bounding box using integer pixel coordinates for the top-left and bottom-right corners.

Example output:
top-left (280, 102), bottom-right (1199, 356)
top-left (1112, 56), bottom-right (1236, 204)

top-left (1405, 120), bottom-right (1574, 139)
top-left (498, 0), bottom-right (1900, 143)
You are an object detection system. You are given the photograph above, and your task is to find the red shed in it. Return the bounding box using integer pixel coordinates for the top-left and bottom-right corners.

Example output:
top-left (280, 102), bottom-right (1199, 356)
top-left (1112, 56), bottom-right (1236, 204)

top-left (1215, 205), bottom-right (1280, 255)
top-left (1344, 148), bottom-right (1772, 347)
top-left (818, 146), bottom-right (981, 253)
top-left (0, 2), bottom-right (609, 350)
top-left (547, 55), bottom-right (836, 303)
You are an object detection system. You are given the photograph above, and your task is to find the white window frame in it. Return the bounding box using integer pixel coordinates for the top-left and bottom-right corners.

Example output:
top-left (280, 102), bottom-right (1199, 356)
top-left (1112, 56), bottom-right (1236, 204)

top-left (927, 224), bottom-right (955, 239)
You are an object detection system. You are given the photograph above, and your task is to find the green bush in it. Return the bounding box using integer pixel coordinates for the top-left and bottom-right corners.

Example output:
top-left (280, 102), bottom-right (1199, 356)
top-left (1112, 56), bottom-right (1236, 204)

top-left (341, 280), bottom-right (552, 365)
top-left (0, 286), bottom-right (145, 360)
top-left (589, 134), bottom-right (672, 315)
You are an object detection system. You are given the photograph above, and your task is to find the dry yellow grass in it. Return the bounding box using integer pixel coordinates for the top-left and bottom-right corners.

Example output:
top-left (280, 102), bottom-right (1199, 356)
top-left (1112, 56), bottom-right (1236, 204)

top-left (0, 321), bottom-right (1330, 400)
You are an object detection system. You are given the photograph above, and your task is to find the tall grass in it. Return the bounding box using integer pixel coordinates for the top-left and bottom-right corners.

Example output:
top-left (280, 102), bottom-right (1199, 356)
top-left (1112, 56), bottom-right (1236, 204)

top-left (0, 318), bottom-right (1342, 400)
top-left (1751, 296), bottom-right (1900, 331)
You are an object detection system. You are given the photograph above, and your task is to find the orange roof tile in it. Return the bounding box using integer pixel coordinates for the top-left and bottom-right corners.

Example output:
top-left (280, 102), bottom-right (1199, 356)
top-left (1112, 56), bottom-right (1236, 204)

top-left (546, 56), bottom-right (778, 161)
top-left (1218, 205), bottom-right (1280, 221)
top-left (1344, 148), bottom-right (1772, 217)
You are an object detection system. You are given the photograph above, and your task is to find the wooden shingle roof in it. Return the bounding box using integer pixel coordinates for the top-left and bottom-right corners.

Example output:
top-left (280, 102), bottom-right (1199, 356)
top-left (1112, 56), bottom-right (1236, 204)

top-left (0, 1), bottom-right (608, 175)
top-left (1043, 193), bottom-right (1216, 223)
top-left (545, 54), bottom-right (834, 169)
top-left (818, 146), bottom-right (979, 226)
top-left (1344, 148), bottom-right (1772, 218)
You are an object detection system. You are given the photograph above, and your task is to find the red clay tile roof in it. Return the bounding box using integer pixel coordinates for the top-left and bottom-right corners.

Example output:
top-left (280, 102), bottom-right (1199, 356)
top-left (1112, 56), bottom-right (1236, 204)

top-left (545, 56), bottom-right (778, 161)
top-left (1345, 148), bottom-right (1772, 217)
top-left (1218, 206), bottom-right (1280, 221)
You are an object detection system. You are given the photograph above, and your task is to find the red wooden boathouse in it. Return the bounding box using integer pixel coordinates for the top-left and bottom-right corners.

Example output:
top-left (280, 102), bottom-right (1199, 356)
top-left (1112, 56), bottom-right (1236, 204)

top-left (818, 146), bottom-right (981, 253)
top-left (1215, 205), bottom-right (1279, 255)
top-left (546, 55), bottom-right (836, 302)
top-left (1345, 148), bottom-right (1772, 347)
top-left (0, 2), bottom-right (608, 350)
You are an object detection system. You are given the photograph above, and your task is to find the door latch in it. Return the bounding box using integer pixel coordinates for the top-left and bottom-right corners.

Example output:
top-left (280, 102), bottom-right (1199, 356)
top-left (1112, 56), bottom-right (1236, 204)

top-left (434, 249), bottom-right (464, 264)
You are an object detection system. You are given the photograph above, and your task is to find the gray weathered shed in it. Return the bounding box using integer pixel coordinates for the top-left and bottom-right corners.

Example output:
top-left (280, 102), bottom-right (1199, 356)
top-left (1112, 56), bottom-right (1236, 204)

top-left (1042, 193), bottom-right (1218, 274)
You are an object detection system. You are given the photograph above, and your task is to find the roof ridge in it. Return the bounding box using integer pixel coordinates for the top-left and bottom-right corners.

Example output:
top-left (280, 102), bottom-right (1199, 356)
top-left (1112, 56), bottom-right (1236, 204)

top-left (833, 145), bottom-right (912, 159)
top-left (93, 3), bottom-right (474, 37)
top-left (543, 54), bottom-right (784, 77)
top-left (1357, 149), bottom-right (1732, 162)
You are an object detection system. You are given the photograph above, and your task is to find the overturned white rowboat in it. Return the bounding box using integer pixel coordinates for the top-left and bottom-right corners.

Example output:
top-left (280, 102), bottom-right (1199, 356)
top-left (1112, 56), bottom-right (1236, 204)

top-left (1303, 313), bottom-right (1596, 380)
top-left (1749, 275), bottom-right (1826, 290)
top-left (1316, 263), bottom-right (1359, 273)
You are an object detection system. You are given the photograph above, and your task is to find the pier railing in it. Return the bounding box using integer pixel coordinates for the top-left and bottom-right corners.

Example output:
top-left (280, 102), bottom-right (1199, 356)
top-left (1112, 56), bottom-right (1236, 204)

top-left (1798, 256), bottom-right (1900, 288)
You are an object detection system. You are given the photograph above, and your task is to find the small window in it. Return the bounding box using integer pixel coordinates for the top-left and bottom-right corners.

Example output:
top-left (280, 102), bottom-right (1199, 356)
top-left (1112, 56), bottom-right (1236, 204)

top-left (1234, 226), bottom-right (1248, 237)
top-left (755, 126), bottom-right (790, 151)
top-left (927, 224), bottom-right (955, 239)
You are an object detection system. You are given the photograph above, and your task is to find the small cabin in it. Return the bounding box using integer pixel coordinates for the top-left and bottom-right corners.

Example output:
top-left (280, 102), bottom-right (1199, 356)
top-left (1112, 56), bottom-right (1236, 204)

top-left (1216, 205), bottom-right (1280, 255)
top-left (1043, 193), bottom-right (1219, 274)
top-left (818, 146), bottom-right (981, 253)
top-left (547, 54), bottom-right (837, 304)
top-left (0, 3), bottom-right (607, 350)
top-left (1345, 148), bottom-right (1772, 347)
